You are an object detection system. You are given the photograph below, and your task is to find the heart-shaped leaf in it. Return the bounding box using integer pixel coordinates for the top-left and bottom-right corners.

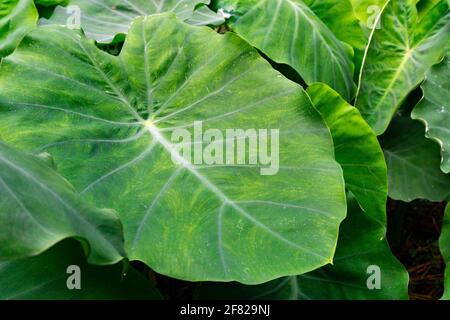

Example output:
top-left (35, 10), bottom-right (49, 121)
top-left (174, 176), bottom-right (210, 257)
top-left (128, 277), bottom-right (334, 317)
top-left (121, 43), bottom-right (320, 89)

top-left (355, 0), bottom-right (450, 135)
top-left (42, 0), bottom-right (224, 43)
top-left (0, 0), bottom-right (38, 57)
top-left (0, 14), bottom-right (346, 284)
top-left (380, 116), bottom-right (450, 202)
top-left (0, 240), bottom-right (161, 300)
top-left (412, 55), bottom-right (450, 174)
top-left (215, 0), bottom-right (356, 100)
top-left (0, 141), bottom-right (125, 264)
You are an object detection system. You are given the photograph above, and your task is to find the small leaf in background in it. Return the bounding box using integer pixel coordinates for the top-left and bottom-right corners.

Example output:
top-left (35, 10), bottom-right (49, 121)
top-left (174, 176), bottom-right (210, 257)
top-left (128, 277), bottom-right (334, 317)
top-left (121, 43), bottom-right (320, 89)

top-left (41, 0), bottom-right (223, 43)
top-left (355, 0), bottom-right (449, 135)
top-left (412, 56), bottom-right (450, 174)
top-left (216, 0), bottom-right (356, 100)
top-left (0, 14), bottom-right (347, 284)
top-left (0, 239), bottom-right (161, 300)
top-left (380, 116), bottom-right (450, 202)
top-left (0, 141), bottom-right (125, 264)
top-left (0, 0), bottom-right (38, 57)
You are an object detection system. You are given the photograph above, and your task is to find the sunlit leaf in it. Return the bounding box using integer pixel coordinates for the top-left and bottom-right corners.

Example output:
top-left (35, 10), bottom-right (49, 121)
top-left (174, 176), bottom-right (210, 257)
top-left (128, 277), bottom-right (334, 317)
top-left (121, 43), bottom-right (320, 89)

top-left (0, 14), bottom-right (347, 284)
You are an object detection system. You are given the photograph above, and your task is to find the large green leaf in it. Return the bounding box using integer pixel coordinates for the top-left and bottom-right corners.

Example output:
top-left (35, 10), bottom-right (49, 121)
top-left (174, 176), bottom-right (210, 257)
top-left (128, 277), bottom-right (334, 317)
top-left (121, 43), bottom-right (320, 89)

top-left (355, 0), bottom-right (450, 135)
top-left (381, 116), bottom-right (450, 202)
top-left (42, 0), bottom-right (223, 43)
top-left (196, 194), bottom-right (409, 300)
top-left (215, 0), bottom-right (356, 100)
top-left (0, 14), bottom-right (347, 284)
top-left (296, 0), bottom-right (366, 51)
top-left (0, 240), bottom-right (161, 300)
top-left (0, 141), bottom-right (125, 264)
top-left (307, 83), bottom-right (387, 227)
top-left (0, 0), bottom-right (38, 57)
top-left (441, 203), bottom-right (449, 300)
top-left (411, 56), bottom-right (450, 174)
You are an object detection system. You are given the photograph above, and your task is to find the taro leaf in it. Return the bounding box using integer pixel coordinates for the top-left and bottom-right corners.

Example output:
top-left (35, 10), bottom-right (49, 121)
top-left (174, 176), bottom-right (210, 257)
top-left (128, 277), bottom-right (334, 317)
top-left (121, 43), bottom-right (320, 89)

top-left (0, 239), bottom-right (161, 300)
top-left (307, 83), bottom-right (387, 227)
top-left (0, 0), bottom-right (38, 57)
top-left (195, 194), bottom-right (409, 300)
top-left (441, 203), bottom-right (449, 300)
top-left (42, 0), bottom-right (222, 43)
top-left (301, 0), bottom-right (366, 51)
top-left (380, 116), bottom-right (450, 202)
top-left (215, 0), bottom-right (356, 101)
top-left (0, 141), bottom-right (125, 264)
top-left (411, 56), bottom-right (450, 174)
top-left (355, 0), bottom-right (450, 135)
top-left (301, 0), bottom-right (367, 77)
top-left (0, 14), bottom-right (347, 284)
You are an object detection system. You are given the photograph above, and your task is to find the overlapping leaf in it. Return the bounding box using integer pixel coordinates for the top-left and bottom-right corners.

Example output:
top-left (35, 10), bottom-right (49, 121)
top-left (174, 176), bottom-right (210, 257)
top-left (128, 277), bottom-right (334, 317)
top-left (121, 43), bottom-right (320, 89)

top-left (380, 116), bottom-right (450, 202)
top-left (195, 195), bottom-right (409, 300)
top-left (295, 0), bottom-right (366, 52)
top-left (307, 83), bottom-right (387, 227)
top-left (0, 141), bottom-right (125, 264)
top-left (0, 14), bottom-right (347, 284)
top-left (42, 0), bottom-right (224, 43)
top-left (215, 0), bottom-right (356, 100)
top-left (355, 0), bottom-right (450, 135)
top-left (0, 240), bottom-right (161, 300)
top-left (0, 0), bottom-right (38, 57)
top-left (412, 56), bottom-right (450, 174)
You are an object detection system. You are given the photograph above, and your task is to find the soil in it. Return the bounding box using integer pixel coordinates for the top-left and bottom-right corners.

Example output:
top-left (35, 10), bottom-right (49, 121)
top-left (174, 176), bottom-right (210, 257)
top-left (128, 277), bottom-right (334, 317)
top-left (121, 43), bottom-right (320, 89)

top-left (387, 199), bottom-right (446, 300)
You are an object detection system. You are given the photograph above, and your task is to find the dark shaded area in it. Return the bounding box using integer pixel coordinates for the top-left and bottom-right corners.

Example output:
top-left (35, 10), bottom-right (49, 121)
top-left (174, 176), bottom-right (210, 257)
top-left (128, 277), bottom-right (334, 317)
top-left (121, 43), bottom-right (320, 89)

top-left (387, 199), bottom-right (446, 300)
top-left (257, 51), bottom-right (307, 87)
top-left (99, 41), bottom-right (125, 56)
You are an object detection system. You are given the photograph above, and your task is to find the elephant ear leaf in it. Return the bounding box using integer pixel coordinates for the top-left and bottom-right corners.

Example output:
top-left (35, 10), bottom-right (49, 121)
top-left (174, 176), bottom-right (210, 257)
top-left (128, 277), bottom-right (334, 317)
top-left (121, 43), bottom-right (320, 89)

top-left (355, 0), bottom-right (450, 135)
top-left (0, 141), bottom-right (125, 264)
top-left (0, 0), bottom-right (38, 57)
top-left (412, 55), bottom-right (450, 174)
top-left (380, 116), bottom-right (450, 202)
top-left (0, 13), bottom-right (347, 284)
top-left (0, 240), bottom-right (161, 300)
top-left (216, 0), bottom-right (356, 100)
top-left (302, 0), bottom-right (366, 52)
top-left (442, 203), bottom-right (450, 300)
top-left (307, 83), bottom-right (387, 228)
top-left (41, 0), bottom-right (222, 43)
